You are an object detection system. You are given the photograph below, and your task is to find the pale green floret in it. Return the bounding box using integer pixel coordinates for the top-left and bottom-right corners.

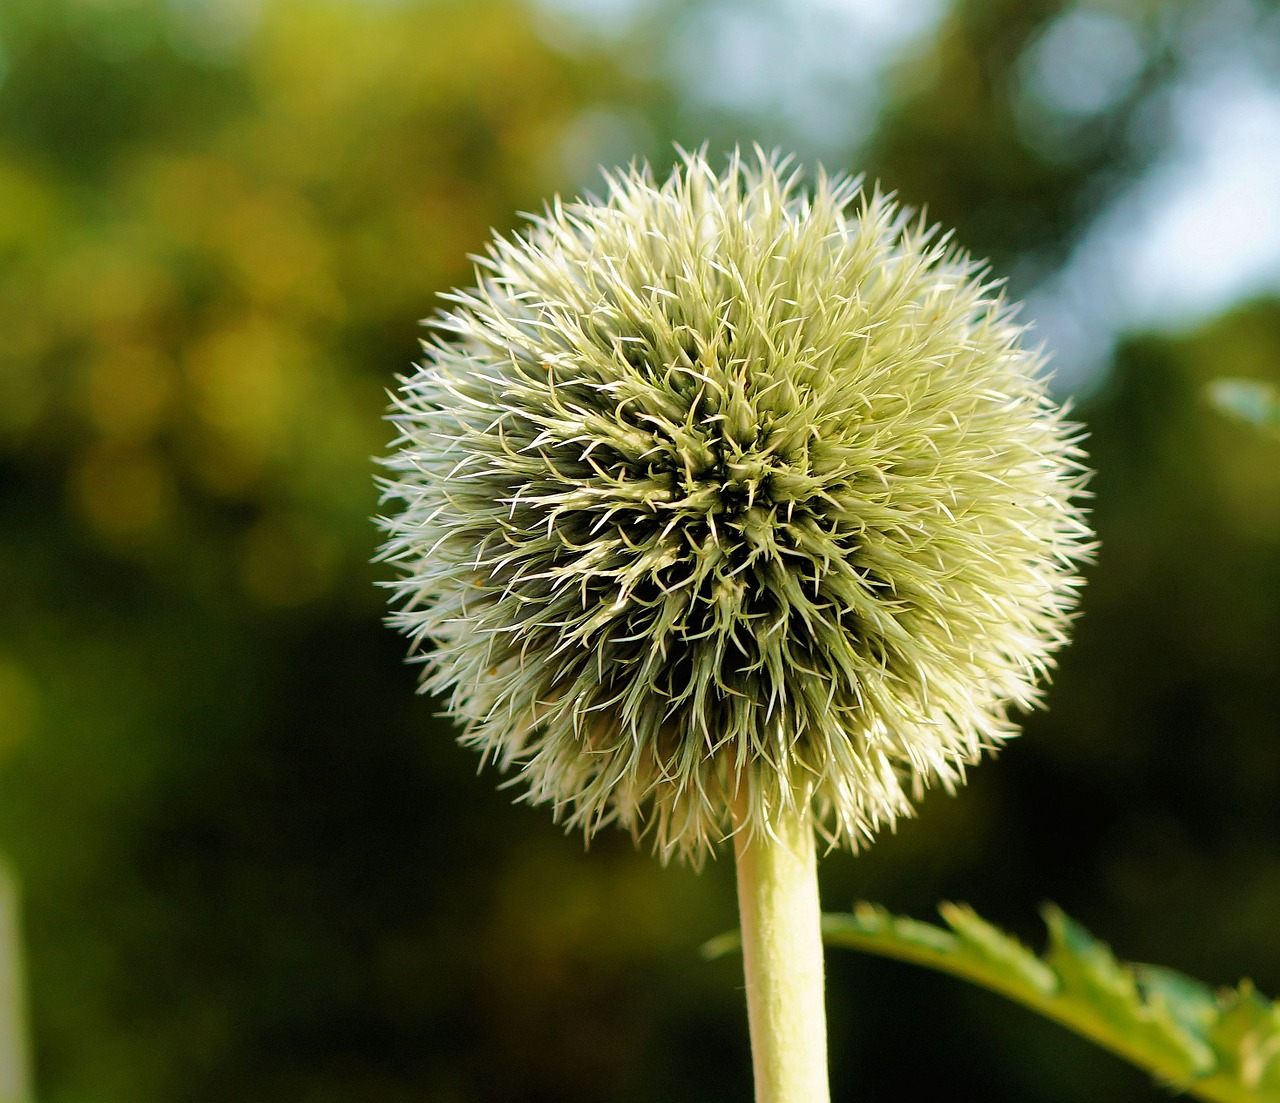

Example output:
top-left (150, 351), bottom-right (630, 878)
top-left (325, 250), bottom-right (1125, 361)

top-left (378, 149), bottom-right (1093, 863)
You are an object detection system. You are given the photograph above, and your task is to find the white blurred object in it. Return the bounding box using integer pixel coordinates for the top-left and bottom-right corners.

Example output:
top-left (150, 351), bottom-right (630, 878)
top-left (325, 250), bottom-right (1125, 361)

top-left (1119, 71), bottom-right (1280, 326)
top-left (0, 863), bottom-right (30, 1103)
top-left (1030, 61), bottom-right (1280, 392)
top-left (535, 0), bottom-right (946, 157)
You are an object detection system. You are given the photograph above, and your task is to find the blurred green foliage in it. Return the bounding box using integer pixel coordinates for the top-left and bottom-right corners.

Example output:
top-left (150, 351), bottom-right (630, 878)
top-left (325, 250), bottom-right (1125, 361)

top-left (1, 0), bottom-right (1279, 1101)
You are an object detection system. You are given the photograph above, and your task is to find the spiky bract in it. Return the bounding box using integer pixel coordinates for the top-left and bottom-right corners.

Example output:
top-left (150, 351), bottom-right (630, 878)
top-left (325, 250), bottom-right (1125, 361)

top-left (379, 150), bottom-right (1092, 862)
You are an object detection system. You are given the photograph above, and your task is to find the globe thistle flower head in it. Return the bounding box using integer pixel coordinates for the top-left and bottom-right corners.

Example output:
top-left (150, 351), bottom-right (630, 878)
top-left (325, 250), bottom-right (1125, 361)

top-left (379, 149), bottom-right (1092, 863)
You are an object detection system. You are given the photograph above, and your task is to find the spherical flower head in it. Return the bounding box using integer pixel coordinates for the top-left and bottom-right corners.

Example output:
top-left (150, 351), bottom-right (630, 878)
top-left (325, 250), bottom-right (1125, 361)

top-left (379, 149), bottom-right (1093, 863)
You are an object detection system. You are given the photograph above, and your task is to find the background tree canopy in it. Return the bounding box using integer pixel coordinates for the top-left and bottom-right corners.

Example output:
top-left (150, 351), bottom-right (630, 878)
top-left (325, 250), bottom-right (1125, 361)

top-left (1, 0), bottom-right (1279, 1100)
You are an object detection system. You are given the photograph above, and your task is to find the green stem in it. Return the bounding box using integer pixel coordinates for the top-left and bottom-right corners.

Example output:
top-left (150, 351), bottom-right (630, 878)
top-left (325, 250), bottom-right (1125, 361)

top-left (731, 794), bottom-right (831, 1103)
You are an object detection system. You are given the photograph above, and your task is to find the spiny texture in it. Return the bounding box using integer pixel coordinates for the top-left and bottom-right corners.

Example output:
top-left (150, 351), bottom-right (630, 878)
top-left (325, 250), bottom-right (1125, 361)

top-left (379, 150), bottom-right (1092, 862)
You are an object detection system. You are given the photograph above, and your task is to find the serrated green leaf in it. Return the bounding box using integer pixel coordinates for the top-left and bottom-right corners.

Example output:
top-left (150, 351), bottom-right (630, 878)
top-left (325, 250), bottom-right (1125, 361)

top-left (1039, 905), bottom-right (1210, 1084)
top-left (820, 903), bottom-right (1280, 1103)
top-left (1134, 962), bottom-right (1220, 1039)
top-left (1200, 984), bottom-right (1280, 1097)
top-left (941, 902), bottom-right (1057, 998)
top-left (1207, 378), bottom-right (1280, 435)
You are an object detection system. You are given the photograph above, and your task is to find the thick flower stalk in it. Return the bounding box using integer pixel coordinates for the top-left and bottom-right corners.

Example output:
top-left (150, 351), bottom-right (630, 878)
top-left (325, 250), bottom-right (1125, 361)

top-left (379, 149), bottom-right (1091, 863)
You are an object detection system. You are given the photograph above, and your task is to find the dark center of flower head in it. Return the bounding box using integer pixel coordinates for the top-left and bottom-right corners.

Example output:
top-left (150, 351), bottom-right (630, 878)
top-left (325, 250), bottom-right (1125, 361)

top-left (480, 315), bottom-right (905, 756)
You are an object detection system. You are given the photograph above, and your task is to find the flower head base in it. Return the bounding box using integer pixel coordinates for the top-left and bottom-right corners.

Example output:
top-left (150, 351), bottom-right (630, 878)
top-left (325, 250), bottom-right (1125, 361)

top-left (379, 149), bottom-right (1092, 863)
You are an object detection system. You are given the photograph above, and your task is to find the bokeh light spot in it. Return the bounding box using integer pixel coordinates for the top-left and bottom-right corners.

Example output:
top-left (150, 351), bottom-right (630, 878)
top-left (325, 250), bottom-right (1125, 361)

top-left (185, 319), bottom-right (295, 459)
top-left (0, 164), bottom-right (55, 248)
top-left (85, 344), bottom-right (174, 440)
top-left (0, 660), bottom-right (39, 756)
top-left (72, 442), bottom-right (172, 538)
top-left (222, 193), bottom-right (337, 314)
top-left (1019, 6), bottom-right (1145, 120)
top-left (53, 247), bottom-right (175, 333)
